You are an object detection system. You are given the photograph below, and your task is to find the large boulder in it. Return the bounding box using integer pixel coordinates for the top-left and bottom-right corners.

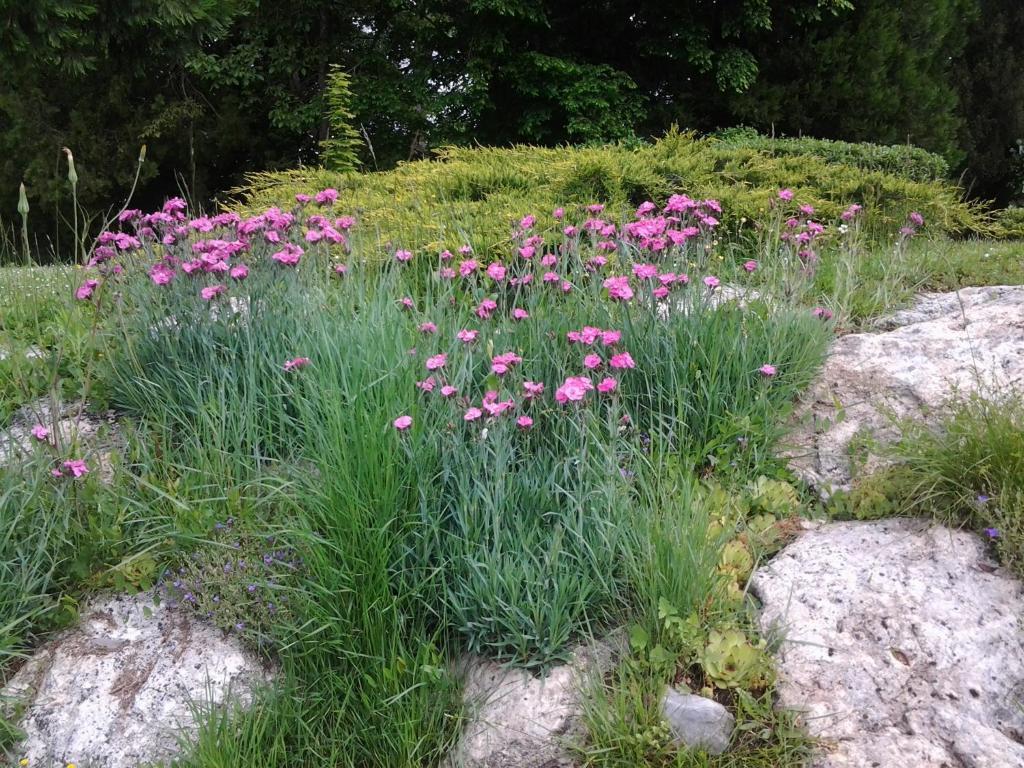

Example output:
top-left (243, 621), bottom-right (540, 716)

top-left (1, 592), bottom-right (270, 768)
top-left (752, 519), bottom-right (1024, 768)
top-left (787, 285), bottom-right (1024, 495)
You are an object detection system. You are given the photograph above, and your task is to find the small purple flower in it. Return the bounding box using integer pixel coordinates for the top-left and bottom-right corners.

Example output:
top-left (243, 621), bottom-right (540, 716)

top-left (247, 583), bottom-right (257, 593)
top-left (977, 494), bottom-right (991, 504)
top-left (984, 527), bottom-right (1000, 539)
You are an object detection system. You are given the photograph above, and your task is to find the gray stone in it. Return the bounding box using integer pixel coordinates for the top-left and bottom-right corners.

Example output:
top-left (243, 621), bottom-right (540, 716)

top-left (0, 398), bottom-right (122, 480)
top-left (446, 639), bottom-right (618, 768)
top-left (752, 519), bottom-right (1024, 768)
top-left (660, 688), bottom-right (734, 754)
top-left (1, 592), bottom-right (270, 768)
top-left (786, 285), bottom-right (1024, 495)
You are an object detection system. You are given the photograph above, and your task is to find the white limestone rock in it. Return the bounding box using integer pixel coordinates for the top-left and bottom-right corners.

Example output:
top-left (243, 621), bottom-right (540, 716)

top-left (752, 519), bottom-right (1024, 768)
top-left (786, 285), bottom-right (1024, 495)
top-left (446, 639), bottom-right (618, 768)
top-left (1, 592), bottom-right (270, 768)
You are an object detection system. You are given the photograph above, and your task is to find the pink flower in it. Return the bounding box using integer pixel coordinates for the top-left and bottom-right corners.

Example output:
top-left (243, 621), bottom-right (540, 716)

top-left (334, 263), bottom-right (348, 276)
top-left (583, 354), bottom-right (602, 369)
top-left (743, 260), bottom-right (758, 272)
top-left (560, 280), bottom-right (572, 293)
top-left (543, 271), bottom-right (560, 283)
top-left (778, 188), bottom-right (794, 201)
top-left (315, 188), bottom-right (338, 206)
top-left (597, 377), bottom-right (617, 393)
top-left (799, 204), bottom-right (815, 216)
top-left (517, 415), bottom-right (534, 429)
top-left (439, 267), bottom-right (456, 279)
top-left (703, 276), bottom-right (720, 289)
top-left (395, 249), bottom-right (413, 263)
top-left (418, 322), bottom-right (438, 334)
top-left (416, 377), bottom-right (436, 392)
top-left (603, 275), bottom-right (633, 301)
top-left (609, 352), bottom-right (635, 370)
top-left (201, 284), bottom-right (227, 300)
top-left (51, 468), bottom-right (64, 478)
top-left (62, 459), bottom-right (89, 478)
top-left (230, 264), bottom-right (249, 280)
top-left (459, 259), bottom-right (479, 277)
top-left (519, 214), bottom-right (536, 230)
top-left (487, 262), bottom-right (507, 281)
top-left (440, 385), bottom-right (457, 397)
top-left (400, 297), bottom-right (415, 310)
top-left (511, 308), bottom-right (529, 321)
top-left (523, 381), bottom-right (545, 398)
top-left (393, 415), bottom-right (413, 431)
top-left (75, 279), bottom-right (99, 301)
top-left (812, 306), bottom-right (834, 321)
top-left (909, 211), bottom-right (925, 227)
top-left (759, 364), bottom-right (777, 377)
top-left (635, 201), bottom-right (656, 217)
top-left (587, 203), bottom-right (605, 214)
top-left (283, 356), bottom-right (310, 371)
top-left (552, 207), bottom-right (565, 220)
top-left (841, 204), bottom-right (863, 222)
top-left (464, 407), bottom-right (483, 421)
top-left (150, 264), bottom-right (175, 285)
top-left (632, 263), bottom-right (658, 280)
top-left (425, 354), bottom-right (447, 371)
top-left (539, 253), bottom-right (557, 268)
top-left (563, 226), bottom-right (578, 237)
top-left (554, 376), bottom-right (593, 404)
top-left (518, 246), bottom-right (535, 260)
top-left (476, 299), bottom-right (498, 319)
top-left (295, 193), bottom-right (311, 204)
top-left (31, 424), bottom-right (50, 441)
top-left (601, 329), bottom-right (622, 346)
top-left (457, 329), bottom-right (478, 343)
top-left (440, 250), bottom-right (454, 262)
top-left (271, 244), bottom-right (303, 266)
top-left (652, 286), bottom-right (669, 299)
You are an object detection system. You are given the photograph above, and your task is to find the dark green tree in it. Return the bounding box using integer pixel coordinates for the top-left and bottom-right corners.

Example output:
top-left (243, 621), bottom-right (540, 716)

top-left (718, 0), bottom-right (978, 164)
top-left (954, 0), bottom-right (1024, 202)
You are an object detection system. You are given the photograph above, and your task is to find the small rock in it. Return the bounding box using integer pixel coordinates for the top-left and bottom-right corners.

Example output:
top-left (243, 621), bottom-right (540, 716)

top-left (1, 592), bottom-right (270, 768)
top-left (752, 519), bottom-right (1024, 768)
top-left (661, 688), bottom-right (734, 754)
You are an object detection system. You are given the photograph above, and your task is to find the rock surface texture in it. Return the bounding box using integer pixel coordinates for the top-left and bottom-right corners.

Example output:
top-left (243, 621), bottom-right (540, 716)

top-left (1, 593), bottom-right (269, 768)
top-left (752, 519), bottom-right (1024, 768)
top-left (788, 285), bottom-right (1024, 494)
top-left (446, 640), bottom-right (617, 768)
top-left (660, 688), bottom-right (734, 755)
top-left (0, 398), bottom-right (122, 477)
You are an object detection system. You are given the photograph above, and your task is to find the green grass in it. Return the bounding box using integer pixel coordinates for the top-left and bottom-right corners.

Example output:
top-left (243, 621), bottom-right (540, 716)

top-left (0, 265), bottom-right (96, 424)
top-left (843, 391), bottom-right (1024, 576)
top-left (1, 165), bottom-right (1020, 767)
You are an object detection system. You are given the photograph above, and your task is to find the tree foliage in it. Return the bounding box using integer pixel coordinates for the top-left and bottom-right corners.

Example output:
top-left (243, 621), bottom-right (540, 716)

top-left (0, 0), bottom-right (1017, 253)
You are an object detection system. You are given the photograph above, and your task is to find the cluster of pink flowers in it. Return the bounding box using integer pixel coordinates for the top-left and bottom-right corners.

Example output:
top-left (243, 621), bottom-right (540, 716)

top-left (75, 189), bottom-right (356, 304)
top-left (393, 317), bottom-right (637, 434)
top-left (51, 459), bottom-right (89, 479)
top-left (900, 211), bottom-right (925, 238)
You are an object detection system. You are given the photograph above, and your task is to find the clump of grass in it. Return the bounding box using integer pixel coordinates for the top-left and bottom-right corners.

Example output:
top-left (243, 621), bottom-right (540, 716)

top-left (883, 390), bottom-right (1024, 574)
